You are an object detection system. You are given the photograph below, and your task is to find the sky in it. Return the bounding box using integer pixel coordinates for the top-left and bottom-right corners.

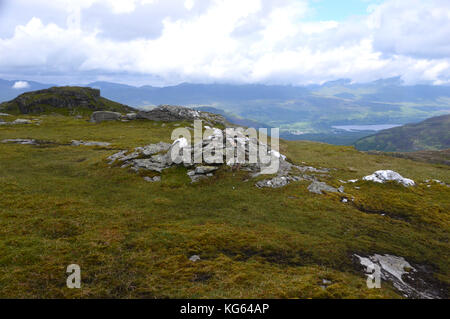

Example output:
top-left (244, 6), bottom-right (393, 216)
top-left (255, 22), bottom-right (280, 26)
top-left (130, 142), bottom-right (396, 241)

top-left (0, 0), bottom-right (449, 87)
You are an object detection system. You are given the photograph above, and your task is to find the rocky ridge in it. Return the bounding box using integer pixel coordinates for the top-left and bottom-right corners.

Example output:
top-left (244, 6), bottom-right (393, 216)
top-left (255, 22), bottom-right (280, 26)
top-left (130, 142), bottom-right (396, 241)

top-left (136, 105), bottom-right (226, 126)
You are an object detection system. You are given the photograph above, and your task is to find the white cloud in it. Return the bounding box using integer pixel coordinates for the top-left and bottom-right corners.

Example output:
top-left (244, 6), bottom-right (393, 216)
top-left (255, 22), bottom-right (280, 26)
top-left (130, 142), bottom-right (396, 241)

top-left (184, 0), bottom-right (194, 11)
top-left (12, 81), bottom-right (30, 89)
top-left (0, 0), bottom-right (449, 85)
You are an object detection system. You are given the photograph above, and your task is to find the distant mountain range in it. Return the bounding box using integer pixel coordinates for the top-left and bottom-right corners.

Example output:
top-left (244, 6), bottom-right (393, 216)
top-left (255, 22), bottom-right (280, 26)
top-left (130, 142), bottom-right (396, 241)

top-left (1, 77), bottom-right (449, 144)
top-left (354, 114), bottom-right (450, 152)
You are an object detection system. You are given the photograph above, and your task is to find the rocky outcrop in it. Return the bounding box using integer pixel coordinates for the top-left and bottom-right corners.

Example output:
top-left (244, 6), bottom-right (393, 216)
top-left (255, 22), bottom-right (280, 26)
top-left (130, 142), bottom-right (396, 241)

top-left (355, 254), bottom-right (447, 299)
top-left (90, 111), bottom-right (122, 123)
top-left (137, 105), bottom-right (226, 126)
top-left (126, 113), bottom-right (137, 120)
top-left (307, 181), bottom-right (339, 194)
top-left (0, 86), bottom-right (134, 115)
top-left (363, 170), bottom-right (415, 187)
top-left (108, 142), bottom-right (172, 173)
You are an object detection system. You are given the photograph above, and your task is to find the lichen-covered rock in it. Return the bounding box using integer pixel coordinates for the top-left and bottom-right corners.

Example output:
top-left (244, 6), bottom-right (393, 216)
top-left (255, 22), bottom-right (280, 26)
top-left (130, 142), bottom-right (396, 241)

top-left (90, 111), bottom-right (122, 123)
top-left (307, 181), bottom-right (339, 194)
top-left (256, 176), bottom-right (296, 188)
top-left (137, 105), bottom-right (226, 126)
top-left (195, 166), bottom-right (219, 174)
top-left (135, 142), bottom-right (171, 156)
top-left (363, 170), bottom-right (415, 187)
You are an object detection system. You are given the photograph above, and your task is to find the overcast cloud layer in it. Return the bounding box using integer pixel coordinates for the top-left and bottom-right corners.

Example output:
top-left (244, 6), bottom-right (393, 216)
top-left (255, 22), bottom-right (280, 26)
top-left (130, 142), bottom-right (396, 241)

top-left (0, 0), bottom-right (449, 86)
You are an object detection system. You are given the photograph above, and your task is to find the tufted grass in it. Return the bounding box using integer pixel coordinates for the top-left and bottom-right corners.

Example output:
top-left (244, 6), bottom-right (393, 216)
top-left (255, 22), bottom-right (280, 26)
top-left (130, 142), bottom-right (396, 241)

top-left (0, 115), bottom-right (448, 298)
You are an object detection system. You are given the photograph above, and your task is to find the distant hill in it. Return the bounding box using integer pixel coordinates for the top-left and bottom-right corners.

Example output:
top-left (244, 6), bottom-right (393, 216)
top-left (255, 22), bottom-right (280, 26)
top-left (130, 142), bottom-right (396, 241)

top-left (354, 114), bottom-right (450, 152)
top-left (0, 86), bottom-right (135, 115)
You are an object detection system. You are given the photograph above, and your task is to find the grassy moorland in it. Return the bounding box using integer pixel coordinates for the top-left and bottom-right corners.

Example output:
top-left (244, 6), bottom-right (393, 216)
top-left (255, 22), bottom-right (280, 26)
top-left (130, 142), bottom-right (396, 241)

top-left (0, 115), bottom-right (449, 298)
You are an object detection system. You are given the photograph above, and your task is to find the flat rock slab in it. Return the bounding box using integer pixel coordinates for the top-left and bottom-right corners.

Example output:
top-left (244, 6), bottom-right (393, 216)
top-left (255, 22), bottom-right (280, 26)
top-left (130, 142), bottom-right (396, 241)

top-left (14, 119), bottom-right (32, 124)
top-left (71, 140), bottom-right (111, 147)
top-left (256, 175), bottom-right (302, 188)
top-left (90, 111), bottom-right (122, 123)
top-left (355, 254), bottom-right (446, 299)
top-left (363, 170), bottom-right (415, 187)
top-left (2, 139), bottom-right (38, 145)
top-left (307, 181), bottom-right (339, 194)
top-left (195, 166), bottom-right (219, 174)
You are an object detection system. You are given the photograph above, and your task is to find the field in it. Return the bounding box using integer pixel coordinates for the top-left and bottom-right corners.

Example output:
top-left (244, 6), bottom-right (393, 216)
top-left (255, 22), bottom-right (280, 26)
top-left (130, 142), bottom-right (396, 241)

top-left (0, 115), bottom-right (449, 298)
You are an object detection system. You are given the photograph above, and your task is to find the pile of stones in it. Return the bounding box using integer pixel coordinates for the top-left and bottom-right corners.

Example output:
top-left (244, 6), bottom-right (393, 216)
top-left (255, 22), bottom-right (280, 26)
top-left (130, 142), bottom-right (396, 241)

top-left (107, 126), bottom-right (332, 187)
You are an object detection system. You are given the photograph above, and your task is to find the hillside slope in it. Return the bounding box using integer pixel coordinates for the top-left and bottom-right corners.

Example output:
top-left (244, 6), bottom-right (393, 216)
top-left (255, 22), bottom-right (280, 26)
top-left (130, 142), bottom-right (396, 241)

top-left (0, 113), bottom-right (448, 299)
top-left (0, 86), bottom-right (135, 115)
top-left (354, 114), bottom-right (450, 152)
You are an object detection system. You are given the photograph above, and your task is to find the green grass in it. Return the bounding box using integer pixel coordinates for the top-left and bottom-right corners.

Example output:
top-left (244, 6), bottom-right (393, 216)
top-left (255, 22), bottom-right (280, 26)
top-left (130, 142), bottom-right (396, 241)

top-left (0, 115), bottom-right (448, 298)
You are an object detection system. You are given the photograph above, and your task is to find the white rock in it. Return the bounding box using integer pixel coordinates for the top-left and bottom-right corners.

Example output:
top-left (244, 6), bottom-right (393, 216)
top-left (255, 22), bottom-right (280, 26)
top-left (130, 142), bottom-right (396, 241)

top-left (363, 170), bottom-right (415, 187)
top-left (71, 140), bottom-right (111, 147)
top-left (189, 255), bottom-right (201, 262)
top-left (2, 139), bottom-right (37, 145)
top-left (13, 119), bottom-right (32, 124)
top-left (173, 137), bottom-right (188, 148)
top-left (269, 150), bottom-right (287, 160)
top-left (126, 113), bottom-right (137, 120)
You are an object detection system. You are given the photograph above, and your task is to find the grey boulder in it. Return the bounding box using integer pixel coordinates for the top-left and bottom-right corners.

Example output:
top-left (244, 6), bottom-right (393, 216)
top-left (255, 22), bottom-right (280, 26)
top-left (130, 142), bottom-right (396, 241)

top-left (195, 166), bottom-right (219, 174)
top-left (90, 111), bottom-right (122, 123)
top-left (307, 181), bottom-right (339, 194)
top-left (13, 119), bottom-right (32, 124)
